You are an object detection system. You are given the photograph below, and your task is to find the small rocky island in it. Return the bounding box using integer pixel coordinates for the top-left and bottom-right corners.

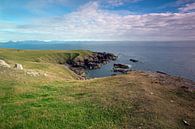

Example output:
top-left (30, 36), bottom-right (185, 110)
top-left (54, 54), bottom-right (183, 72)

top-left (113, 63), bottom-right (131, 74)
top-left (66, 52), bottom-right (117, 76)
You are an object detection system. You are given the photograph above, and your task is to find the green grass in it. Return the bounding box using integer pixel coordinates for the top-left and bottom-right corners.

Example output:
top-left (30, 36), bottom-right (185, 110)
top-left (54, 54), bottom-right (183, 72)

top-left (0, 80), bottom-right (123, 129)
top-left (0, 49), bottom-right (195, 129)
top-left (0, 48), bottom-right (93, 80)
top-left (0, 48), bottom-right (91, 62)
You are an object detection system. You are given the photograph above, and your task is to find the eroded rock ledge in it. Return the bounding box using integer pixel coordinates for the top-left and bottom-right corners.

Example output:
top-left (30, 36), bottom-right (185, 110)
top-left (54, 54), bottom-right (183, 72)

top-left (66, 52), bottom-right (117, 76)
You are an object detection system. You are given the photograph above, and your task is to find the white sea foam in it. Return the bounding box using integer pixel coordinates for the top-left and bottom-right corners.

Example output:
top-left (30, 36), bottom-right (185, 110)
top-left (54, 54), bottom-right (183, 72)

top-left (127, 64), bottom-right (132, 69)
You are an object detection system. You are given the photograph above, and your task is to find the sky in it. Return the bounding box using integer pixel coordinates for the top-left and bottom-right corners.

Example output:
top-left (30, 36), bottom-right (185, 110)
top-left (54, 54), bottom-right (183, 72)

top-left (0, 0), bottom-right (195, 41)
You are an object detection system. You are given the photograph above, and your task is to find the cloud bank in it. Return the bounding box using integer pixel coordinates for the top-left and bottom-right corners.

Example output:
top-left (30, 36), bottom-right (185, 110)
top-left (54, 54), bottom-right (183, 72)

top-left (106, 0), bottom-right (142, 7)
top-left (179, 2), bottom-right (195, 12)
top-left (0, 1), bottom-right (195, 41)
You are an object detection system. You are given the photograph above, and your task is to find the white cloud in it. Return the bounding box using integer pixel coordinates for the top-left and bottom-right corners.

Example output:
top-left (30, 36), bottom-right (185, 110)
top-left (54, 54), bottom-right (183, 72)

top-left (1, 1), bottom-right (195, 41)
top-left (179, 2), bottom-right (195, 12)
top-left (105, 0), bottom-right (142, 7)
top-left (107, 0), bottom-right (124, 6)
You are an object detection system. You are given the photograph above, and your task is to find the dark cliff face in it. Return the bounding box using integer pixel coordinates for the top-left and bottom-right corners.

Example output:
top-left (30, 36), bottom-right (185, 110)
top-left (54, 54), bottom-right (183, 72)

top-left (66, 52), bottom-right (117, 76)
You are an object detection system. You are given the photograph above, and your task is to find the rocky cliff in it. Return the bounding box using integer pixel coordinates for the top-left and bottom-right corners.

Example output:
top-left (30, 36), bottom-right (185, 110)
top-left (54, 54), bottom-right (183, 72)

top-left (66, 52), bottom-right (117, 76)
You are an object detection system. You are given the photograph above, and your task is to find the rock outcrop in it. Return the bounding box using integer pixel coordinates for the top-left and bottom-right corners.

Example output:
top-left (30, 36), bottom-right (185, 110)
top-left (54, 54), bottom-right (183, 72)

top-left (0, 60), bottom-right (10, 68)
top-left (156, 71), bottom-right (167, 75)
top-left (113, 63), bottom-right (131, 74)
top-left (26, 70), bottom-right (40, 77)
top-left (129, 59), bottom-right (139, 63)
top-left (14, 64), bottom-right (23, 70)
top-left (66, 52), bottom-right (117, 76)
top-left (114, 64), bottom-right (129, 69)
top-left (113, 68), bottom-right (129, 74)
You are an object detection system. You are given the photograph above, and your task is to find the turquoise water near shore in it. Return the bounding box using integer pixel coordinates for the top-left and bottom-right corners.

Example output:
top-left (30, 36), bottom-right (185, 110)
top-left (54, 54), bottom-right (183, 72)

top-left (0, 41), bottom-right (195, 81)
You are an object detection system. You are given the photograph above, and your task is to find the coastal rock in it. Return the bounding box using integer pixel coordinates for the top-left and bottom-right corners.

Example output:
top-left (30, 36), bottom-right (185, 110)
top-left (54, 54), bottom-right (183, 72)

top-left (113, 68), bottom-right (129, 74)
top-left (130, 59), bottom-right (139, 63)
top-left (114, 63), bottom-right (129, 69)
top-left (113, 63), bottom-right (131, 74)
top-left (0, 59), bottom-right (10, 68)
top-left (111, 74), bottom-right (117, 76)
top-left (70, 67), bottom-right (86, 76)
top-left (66, 52), bottom-right (117, 76)
top-left (14, 64), bottom-right (23, 70)
top-left (156, 71), bottom-right (168, 75)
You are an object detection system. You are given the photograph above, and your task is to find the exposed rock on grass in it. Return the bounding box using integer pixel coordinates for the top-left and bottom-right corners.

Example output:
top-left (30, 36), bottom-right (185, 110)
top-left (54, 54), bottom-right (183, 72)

top-left (26, 70), bottom-right (40, 77)
top-left (183, 119), bottom-right (190, 126)
top-left (0, 59), bottom-right (10, 68)
top-left (14, 63), bottom-right (23, 70)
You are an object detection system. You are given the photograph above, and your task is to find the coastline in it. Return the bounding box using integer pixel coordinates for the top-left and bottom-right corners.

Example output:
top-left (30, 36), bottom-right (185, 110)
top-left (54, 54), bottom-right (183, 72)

top-left (0, 48), bottom-right (195, 128)
top-left (1, 41), bottom-right (195, 81)
top-left (64, 51), bottom-right (195, 91)
top-left (127, 70), bottom-right (195, 92)
top-left (66, 52), bottom-right (117, 78)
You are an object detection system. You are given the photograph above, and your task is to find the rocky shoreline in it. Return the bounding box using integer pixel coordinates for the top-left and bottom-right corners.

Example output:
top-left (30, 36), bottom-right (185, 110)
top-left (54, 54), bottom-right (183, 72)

top-left (66, 52), bottom-right (117, 77)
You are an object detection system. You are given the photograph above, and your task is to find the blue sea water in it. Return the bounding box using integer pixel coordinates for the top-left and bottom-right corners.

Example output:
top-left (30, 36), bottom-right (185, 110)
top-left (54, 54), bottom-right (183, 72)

top-left (0, 41), bottom-right (195, 81)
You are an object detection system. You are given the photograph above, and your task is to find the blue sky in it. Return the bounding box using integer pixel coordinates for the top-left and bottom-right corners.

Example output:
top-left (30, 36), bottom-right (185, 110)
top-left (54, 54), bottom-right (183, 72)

top-left (0, 0), bottom-right (195, 41)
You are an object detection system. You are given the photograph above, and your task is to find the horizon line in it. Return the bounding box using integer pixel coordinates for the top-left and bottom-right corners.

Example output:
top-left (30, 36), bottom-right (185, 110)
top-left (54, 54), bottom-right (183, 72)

top-left (0, 40), bottom-right (195, 43)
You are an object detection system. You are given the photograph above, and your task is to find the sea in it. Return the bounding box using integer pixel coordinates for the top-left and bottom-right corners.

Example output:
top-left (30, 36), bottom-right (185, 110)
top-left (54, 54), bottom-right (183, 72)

top-left (0, 41), bottom-right (195, 81)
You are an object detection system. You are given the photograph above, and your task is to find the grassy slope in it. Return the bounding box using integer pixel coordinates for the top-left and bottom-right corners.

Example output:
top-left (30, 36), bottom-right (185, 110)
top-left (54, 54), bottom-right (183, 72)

top-left (0, 49), bottom-right (194, 129)
top-left (0, 48), bottom-right (92, 80)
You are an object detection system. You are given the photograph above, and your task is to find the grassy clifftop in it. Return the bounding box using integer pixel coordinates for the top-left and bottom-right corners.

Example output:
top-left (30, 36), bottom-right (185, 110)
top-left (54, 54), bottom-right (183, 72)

top-left (0, 48), bottom-right (92, 80)
top-left (0, 48), bottom-right (93, 66)
top-left (0, 49), bottom-right (194, 129)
